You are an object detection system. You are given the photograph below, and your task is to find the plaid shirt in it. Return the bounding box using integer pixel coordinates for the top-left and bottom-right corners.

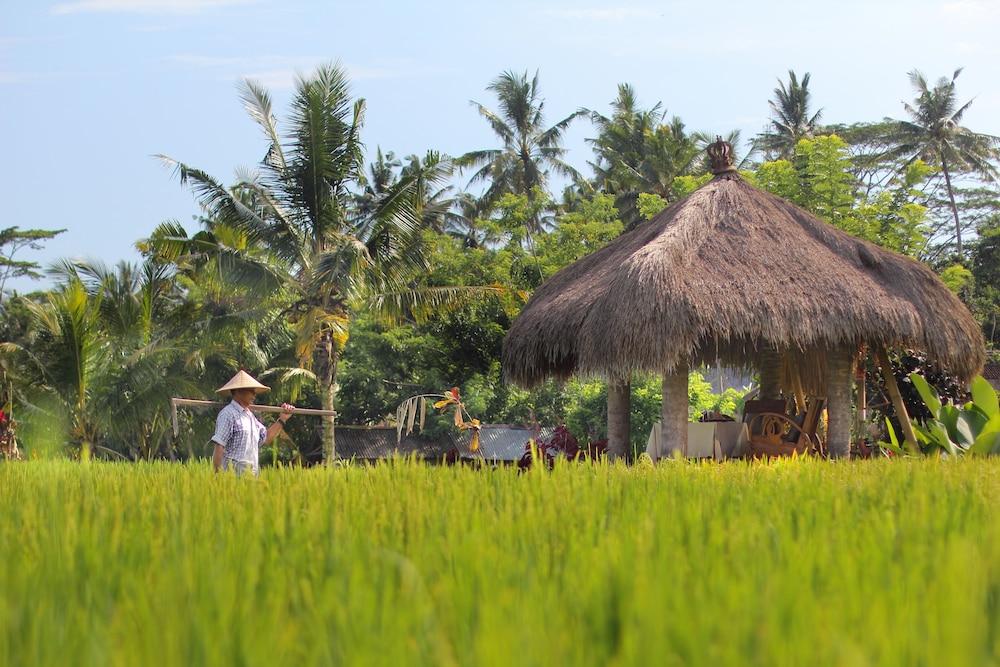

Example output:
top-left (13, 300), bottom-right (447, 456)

top-left (212, 400), bottom-right (266, 470)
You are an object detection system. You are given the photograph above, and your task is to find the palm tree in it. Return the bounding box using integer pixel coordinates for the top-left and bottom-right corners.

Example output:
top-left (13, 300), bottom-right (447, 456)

top-left (757, 70), bottom-right (823, 160)
top-left (15, 277), bottom-right (105, 453)
top-left (586, 83), bottom-right (704, 227)
top-left (400, 150), bottom-right (457, 232)
top-left (889, 68), bottom-right (1000, 257)
top-left (153, 64), bottom-right (445, 461)
top-left (459, 70), bottom-right (585, 224)
top-left (55, 260), bottom-right (204, 460)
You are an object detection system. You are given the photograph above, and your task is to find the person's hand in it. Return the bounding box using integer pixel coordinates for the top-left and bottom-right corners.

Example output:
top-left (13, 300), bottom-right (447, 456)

top-left (279, 403), bottom-right (295, 423)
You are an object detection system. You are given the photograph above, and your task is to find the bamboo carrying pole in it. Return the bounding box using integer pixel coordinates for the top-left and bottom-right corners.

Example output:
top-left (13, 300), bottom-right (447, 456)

top-left (170, 398), bottom-right (337, 437)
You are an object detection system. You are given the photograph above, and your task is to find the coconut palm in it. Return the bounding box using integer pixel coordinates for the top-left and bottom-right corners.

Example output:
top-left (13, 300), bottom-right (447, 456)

top-left (53, 260), bottom-right (204, 459)
top-left (12, 277), bottom-right (105, 453)
top-left (459, 70), bottom-right (585, 226)
top-left (586, 84), bottom-right (705, 227)
top-left (400, 150), bottom-right (457, 232)
top-left (153, 63), bottom-right (452, 461)
top-left (888, 68), bottom-right (1000, 257)
top-left (757, 70), bottom-right (824, 160)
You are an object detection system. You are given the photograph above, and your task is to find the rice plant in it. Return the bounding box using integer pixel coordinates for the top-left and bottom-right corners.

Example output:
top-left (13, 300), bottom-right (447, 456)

top-left (0, 458), bottom-right (997, 666)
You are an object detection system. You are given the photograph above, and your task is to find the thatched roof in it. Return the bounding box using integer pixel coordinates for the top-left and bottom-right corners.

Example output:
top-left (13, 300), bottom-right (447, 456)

top-left (503, 143), bottom-right (985, 387)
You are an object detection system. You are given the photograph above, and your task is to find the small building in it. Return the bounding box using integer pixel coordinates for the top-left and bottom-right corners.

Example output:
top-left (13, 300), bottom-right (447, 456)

top-left (335, 426), bottom-right (456, 462)
top-left (456, 425), bottom-right (554, 463)
top-left (502, 139), bottom-right (985, 459)
top-left (334, 424), bottom-right (554, 464)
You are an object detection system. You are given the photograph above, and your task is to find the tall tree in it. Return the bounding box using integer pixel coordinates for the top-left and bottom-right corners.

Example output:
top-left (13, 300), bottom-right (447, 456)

top-left (459, 70), bottom-right (585, 226)
top-left (757, 70), bottom-right (823, 160)
top-left (153, 64), bottom-right (437, 461)
top-left (0, 227), bottom-right (65, 302)
top-left (587, 84), bottom-right (705, 227)
top-left (14, 277), bottom-right (106, 453)
top-left (888, 68), bottom-right (1000, 258)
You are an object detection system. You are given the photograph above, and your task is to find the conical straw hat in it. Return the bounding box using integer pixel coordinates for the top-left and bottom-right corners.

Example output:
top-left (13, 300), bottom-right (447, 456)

top-left (216, 370), bottom-right (270, 395)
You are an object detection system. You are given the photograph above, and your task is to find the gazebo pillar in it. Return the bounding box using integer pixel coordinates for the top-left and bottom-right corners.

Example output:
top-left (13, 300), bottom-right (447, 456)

top-left (661, 360), bottom-right (689, 458)
top-left (826, 348), bottom-right (853, 458)
top-left (607, 379), bottom-right (630, 460)
top-left (759, 346), bottom-right (782, 399)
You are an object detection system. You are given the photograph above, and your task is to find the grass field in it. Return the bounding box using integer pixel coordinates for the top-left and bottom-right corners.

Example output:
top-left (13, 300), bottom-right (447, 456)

top-left (1, 458), bottom-right (998, 666)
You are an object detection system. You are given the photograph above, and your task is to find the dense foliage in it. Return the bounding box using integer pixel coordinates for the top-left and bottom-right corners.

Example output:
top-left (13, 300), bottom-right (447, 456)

top-left (1, 66), bottom-right (998, 461)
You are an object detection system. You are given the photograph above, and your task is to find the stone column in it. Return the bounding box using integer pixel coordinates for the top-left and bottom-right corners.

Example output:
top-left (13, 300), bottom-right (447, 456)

top-left (826, 348), bottom-right (853, 458)
top-left (660, 360), bottom-right (689, 458)
top-left (607, 379), bottom-right (631, 461)
top-left (758, 346), bottom-right (782, 400)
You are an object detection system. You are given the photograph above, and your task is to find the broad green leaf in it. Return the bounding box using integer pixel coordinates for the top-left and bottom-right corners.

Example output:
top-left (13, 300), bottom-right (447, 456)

top-left (969, 415), bottom-right (1000, 455)
top-left (909, 373), bottom-right (941, 415)
top-left (882, 418), bottom-right (904, 454)
top-left (970, 376), bottom-right (998, 418)
top-left (932, 422), bottom-right (958, 455)
top-left (952, 412), bottom-right (977, 447)
top-left (940, 404), bottom-right (960, 441)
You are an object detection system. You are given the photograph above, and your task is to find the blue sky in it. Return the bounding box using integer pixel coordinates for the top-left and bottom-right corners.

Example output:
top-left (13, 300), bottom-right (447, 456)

top-left (3, 0), bottom-right (999, 292)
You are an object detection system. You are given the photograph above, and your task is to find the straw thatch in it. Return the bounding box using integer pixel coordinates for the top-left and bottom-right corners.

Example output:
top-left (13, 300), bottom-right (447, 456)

top-left (503, 168), bottom-right (985, 388)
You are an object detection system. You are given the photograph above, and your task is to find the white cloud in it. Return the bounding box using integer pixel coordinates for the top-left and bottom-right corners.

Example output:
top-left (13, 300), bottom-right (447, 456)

top-left (955, 40), bottom-right (1000, 56)
top-left (168, 53), bottom-right (453, 89)
top-left (940, 0), bottom-right (1000, 21)
top-left (51, 0), bottom-right (256, 15)
top-left (544, 7), bottom-right (659, 20)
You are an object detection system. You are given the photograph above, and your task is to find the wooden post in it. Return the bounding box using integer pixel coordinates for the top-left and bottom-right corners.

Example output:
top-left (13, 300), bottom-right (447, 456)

top-left (855, 350), bottom-right (867, 445)
top-left (874, 348), bottom-right (918, 450)
top-left (661, 360), bottom-right (689, 458)
top-left (826, 348), bottom-right (853, 458)
top-left (759, 346), bottom-right (782, 400)
top-left (607, 379), bottom-right (631, 460)
top-left (789, 364), bottom-right (807, 415)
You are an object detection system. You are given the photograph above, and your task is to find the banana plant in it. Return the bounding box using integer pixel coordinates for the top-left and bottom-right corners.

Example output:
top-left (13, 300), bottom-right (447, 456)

top-left (885, 373), bottom-right (1000, 456)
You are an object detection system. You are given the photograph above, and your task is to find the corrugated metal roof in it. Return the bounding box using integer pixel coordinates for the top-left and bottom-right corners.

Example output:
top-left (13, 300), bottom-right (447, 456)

top-left (335, 427), bottom-right (456, 461)
top-left (334, 425), bottom-right (554, 462)
top-left (457, 425), bottom-right (554, 462)
top-left (984, 362), bottom-right (1000, 389)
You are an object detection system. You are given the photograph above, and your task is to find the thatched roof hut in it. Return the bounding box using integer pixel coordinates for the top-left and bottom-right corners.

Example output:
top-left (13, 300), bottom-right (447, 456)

top-left (502, 139), bottom-right (985, 458)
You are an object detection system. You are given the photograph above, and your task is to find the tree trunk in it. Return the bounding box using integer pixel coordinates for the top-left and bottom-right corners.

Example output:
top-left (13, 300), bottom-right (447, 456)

top-left (660, 360), bottom-right (689, 459)
top-left (607, 379), bottom-right (630, 460)
top-left (941, 156), bottom-right (963, 259)
top-left (315, 333), bottom-right (339, 463)
top-left (758, 346), bottom-right (782, 400)
top-left (825, 348), bottom-right (853, 459)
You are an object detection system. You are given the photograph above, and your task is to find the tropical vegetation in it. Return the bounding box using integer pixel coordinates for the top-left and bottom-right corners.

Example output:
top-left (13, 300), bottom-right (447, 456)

top-left (1, 65), bottom-right (998, 462)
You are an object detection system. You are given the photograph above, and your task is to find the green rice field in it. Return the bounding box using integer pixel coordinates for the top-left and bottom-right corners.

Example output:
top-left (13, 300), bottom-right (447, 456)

top-left (1, 458), bottom-right (998, 666)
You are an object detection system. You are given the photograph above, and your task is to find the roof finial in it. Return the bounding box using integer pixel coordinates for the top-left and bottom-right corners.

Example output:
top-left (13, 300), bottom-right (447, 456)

top-left (707, 136), bottom-right (736, 175)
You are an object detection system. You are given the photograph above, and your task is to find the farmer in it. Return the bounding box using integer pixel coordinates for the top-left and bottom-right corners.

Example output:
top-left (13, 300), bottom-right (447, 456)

top-left (211, 370), bottom-right (295, 476)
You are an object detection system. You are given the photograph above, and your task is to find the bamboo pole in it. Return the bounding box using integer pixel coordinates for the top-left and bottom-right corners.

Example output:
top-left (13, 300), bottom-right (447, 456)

top-left (789, 363), bottom-right (807, 415)
top-left (170, 398), bottom-right (337, 437)
top-left (873, 349), bottom-right (918, 450)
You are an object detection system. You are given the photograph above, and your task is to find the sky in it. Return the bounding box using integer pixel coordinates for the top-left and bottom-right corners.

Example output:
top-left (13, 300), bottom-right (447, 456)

top-left (2, 0), bottom-right (1000, 293)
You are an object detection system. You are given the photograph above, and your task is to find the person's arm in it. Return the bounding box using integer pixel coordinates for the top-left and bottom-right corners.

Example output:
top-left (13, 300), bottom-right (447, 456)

top-left (262, 403), bottom-right (295, 447)
top-left (212, 443), bottom-right (225, 471)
